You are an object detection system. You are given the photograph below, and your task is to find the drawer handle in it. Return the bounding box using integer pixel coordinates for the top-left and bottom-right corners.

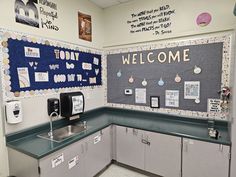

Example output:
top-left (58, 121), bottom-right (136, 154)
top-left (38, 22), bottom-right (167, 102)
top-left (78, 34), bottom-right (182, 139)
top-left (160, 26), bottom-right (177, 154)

top-left (141, 139), bottom-right (150, 146)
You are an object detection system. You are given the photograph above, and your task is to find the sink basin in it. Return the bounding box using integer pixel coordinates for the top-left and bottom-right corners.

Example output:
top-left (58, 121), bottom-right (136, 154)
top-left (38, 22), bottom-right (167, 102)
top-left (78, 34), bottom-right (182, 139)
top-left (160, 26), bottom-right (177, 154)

top-left (38, 124), bottom-right (87, 142)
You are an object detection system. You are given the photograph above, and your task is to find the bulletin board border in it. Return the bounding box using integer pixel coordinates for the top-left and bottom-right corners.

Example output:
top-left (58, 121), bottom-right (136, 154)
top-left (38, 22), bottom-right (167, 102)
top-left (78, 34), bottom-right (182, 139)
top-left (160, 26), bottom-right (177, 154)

top-left (0, 29), bottom-right (104, 101)
top-left (104, 31), bottom-right (233, 120)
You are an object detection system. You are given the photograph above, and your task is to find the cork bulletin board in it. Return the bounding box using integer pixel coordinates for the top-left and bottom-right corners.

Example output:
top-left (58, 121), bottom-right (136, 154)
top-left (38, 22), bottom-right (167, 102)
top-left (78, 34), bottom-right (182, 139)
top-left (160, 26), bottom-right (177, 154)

top-left (106, 34), bottom-right (231, 116)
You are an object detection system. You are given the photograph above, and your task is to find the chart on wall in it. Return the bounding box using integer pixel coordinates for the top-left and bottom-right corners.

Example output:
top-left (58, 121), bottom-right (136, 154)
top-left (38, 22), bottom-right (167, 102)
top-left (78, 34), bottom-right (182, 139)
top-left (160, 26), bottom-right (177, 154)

top-left (107, 35), bottom-right (231, 113)
top-left (0, 32), bottom-right (102, 98)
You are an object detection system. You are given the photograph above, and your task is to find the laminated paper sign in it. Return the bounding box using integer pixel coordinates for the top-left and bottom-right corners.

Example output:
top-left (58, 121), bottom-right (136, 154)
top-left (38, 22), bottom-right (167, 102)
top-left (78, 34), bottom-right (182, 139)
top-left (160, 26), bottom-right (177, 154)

top-left (135, 88), bottom-right (146, 104)
top-left (165, 90), bottom-right (179, 107)
top-left (208, 99), bottom-right (221, 112)
top-left (184, 81), bottom-right (200, 99)
top-left (17, 67), bottom-right (30, 88)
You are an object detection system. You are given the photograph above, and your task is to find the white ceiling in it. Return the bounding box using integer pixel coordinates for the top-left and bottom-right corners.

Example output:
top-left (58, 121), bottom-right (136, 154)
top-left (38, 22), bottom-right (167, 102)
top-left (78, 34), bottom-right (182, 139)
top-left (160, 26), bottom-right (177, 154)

top-left (89, 0), bottom-right (133, 9)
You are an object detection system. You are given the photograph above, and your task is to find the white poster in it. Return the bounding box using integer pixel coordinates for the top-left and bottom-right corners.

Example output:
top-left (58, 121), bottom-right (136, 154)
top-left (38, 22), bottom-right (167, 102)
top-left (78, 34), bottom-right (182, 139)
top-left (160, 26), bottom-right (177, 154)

top-left (165, 90), bottom-right (179, 107)
top-left (208, 99), bottom-right (221, 112)
top-left (35, 72), bottom-right (49, 82)
top-left (72, 95), bottom-right (84, 115)
top-left (135, 88), bottom-right (146, 104)
top-left (184, 81), bottom-right (200, 99)
top-left (17, 67), bottom-right (30, 88)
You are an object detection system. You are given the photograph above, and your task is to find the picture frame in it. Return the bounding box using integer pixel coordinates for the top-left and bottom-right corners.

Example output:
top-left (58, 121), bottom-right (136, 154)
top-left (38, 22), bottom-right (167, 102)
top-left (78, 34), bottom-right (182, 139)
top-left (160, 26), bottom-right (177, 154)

top-left (150, 96), bottom-right (160, 108)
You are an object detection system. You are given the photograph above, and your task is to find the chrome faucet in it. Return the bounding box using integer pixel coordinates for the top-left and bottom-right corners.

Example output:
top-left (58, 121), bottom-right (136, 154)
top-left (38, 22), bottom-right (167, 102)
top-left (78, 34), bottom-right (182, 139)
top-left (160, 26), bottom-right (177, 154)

top-left (48, 112), bottom-right (59, 139)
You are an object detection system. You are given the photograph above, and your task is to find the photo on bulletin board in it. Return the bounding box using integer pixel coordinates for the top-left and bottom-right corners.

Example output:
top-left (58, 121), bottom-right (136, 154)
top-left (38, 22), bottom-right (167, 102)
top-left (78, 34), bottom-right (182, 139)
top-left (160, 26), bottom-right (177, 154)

top-left (78, 12), bottom-right (92, 42)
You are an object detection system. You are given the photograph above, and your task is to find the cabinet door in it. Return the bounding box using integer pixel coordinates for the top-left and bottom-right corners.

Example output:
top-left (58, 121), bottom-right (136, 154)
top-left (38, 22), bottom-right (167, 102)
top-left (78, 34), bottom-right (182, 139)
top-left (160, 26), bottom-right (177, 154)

top-left (85, 126), bottom-right (112, 177)
top-left (183, 138), bottom-right (230, 177)
top-left (39, 140), bottom-right (85, 177)
top-left (145, 131), bottom-right (181, 177)
top-left (116, 126), bottom-right (145, 170)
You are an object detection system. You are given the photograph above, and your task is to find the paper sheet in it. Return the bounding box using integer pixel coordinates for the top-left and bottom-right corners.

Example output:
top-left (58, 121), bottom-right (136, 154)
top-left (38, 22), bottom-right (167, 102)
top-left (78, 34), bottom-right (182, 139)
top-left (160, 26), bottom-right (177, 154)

top-left (208, 99), bottom-right (221, 112)
top-left (17, 67), bottom-right (30, 88)
top-left (135, 88), bottom-right (146, 104)
top-left (35, 72), bottom-right (49, 82)
top-left (165, 90), bottom-right (179, 107)
top-left (184, 81), bottom-right (200, 99)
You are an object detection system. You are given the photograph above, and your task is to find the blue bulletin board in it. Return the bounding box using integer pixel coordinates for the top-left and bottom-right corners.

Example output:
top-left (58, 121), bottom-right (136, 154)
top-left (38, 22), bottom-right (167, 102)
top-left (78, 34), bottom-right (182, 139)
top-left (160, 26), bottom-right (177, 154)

top-left (7, 38), bottom-right (102, 93)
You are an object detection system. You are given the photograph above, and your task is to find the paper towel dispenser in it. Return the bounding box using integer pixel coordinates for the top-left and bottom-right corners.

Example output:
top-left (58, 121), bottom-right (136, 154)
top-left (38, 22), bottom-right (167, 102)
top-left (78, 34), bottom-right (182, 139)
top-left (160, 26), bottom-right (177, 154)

top-left (60, 92), bottom-right (84, 118)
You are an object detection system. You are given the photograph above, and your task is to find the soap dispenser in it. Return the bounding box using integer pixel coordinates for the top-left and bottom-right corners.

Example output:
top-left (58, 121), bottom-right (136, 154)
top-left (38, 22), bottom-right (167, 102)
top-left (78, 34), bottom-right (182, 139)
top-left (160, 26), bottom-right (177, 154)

top-left (5, 100), bottom-right (23, 124)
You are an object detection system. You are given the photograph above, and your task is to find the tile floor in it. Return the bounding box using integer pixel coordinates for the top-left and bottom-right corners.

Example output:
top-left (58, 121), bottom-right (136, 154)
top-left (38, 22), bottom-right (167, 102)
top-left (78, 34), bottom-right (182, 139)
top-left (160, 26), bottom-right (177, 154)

top-left (98, 164), bottom-right (148, 177)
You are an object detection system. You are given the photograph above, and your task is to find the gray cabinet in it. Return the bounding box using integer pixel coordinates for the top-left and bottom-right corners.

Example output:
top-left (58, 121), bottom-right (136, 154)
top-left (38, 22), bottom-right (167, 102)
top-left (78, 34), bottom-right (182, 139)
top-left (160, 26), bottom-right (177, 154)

top-left (116, 125), bottom-right (181, 177)
top-left (84, 126), bottom-right (112, 177)
top-left (8, 126), bottom-right (112, 177)
top-left (144, 131), bottom-right (181, 177)
top-left (39, 139), bottom-right (85, 177)
top-left (116, 126), bottom-right (145, 169)
top-left (182, 138), bottom-right (230, 177)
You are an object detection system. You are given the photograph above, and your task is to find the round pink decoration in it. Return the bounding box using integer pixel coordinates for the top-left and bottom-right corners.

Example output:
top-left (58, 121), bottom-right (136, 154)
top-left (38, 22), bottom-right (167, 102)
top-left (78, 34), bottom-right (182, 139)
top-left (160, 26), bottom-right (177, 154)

top-left (196, 12), bottom-right (212, 27)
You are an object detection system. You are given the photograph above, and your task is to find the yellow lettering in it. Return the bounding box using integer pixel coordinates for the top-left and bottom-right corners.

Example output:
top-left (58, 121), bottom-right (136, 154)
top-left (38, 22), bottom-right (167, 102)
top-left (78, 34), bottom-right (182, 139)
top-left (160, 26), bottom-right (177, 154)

top-left (75, 53), bottom-right (79, 61)
top-left (169, 51), bottom-right (180, 63)
top-left (157, 52), bottom-right (167, 63)
top-left (65, 51), bottom-right (70, 60)
top-left (183, 49), bottom-right (190, 62)
top-left (122, 54), bottom-right (130, 64)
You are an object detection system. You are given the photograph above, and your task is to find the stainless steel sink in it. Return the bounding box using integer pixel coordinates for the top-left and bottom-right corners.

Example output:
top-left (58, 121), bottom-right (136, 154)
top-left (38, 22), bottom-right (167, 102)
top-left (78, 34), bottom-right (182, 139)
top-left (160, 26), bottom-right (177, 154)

top-left (37, 124), bottom-right (87, 142)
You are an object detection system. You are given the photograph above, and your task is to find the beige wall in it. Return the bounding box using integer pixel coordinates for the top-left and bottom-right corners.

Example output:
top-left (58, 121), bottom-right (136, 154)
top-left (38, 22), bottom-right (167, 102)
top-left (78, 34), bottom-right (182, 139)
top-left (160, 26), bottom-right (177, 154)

top-left (0, 0), bottom-right (105, 48)
top-left (0, 0), bottom-right (105, 176)
top-left (0, 0), bottom-right (235, 176)
top-left (103, 0), bottom-right (235, 47)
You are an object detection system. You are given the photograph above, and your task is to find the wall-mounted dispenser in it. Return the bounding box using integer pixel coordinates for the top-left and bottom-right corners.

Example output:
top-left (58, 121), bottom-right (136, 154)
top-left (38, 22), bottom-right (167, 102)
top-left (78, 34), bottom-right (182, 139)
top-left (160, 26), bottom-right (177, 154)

top-left (47, 98), bottom-right (60, 116)
top-left (5, 100), bottom-right (23, 124)
top-left (60, 92), bottom-right (84, 119)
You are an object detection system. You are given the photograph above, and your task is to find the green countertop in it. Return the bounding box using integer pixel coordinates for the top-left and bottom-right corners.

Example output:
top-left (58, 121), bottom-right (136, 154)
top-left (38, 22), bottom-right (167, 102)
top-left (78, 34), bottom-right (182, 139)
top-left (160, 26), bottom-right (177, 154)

top-left (6, 107), bottom-right (231, 159)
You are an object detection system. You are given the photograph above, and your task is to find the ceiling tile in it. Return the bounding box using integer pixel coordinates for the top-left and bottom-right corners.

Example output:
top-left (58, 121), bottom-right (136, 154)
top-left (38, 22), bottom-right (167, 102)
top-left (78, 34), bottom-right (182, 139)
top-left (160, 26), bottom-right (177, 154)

top-left (90, 0), bottom-right (120, 8)
top-left (89, 0), bottom-right (133, 9)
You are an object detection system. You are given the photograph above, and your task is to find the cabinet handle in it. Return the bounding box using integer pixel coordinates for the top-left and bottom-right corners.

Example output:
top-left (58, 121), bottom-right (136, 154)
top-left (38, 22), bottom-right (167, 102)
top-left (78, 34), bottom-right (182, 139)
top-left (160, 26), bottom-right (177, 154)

top-left (141, 139), bottom-right (150, 146)
top-left (219, 144), bottom-right (223, 152)
top-left (133, 129), bottom-right (138, 136)
top-left (81, 144), bottom-right (84, 154)
top-left (184, 141), bottom-right (188, 152)
top-left (85, 142), bottom-right (88, 152)
top-left (100, 130), bottom-right (103, 135)
top-left (125, 127), bottom-right (128, 133)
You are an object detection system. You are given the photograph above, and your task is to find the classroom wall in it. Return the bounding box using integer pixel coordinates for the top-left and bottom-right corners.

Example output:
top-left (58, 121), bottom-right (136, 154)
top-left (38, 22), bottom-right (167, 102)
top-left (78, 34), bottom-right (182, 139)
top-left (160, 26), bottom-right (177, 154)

top-left (0, 0), bottom-right (105, 132)
top-left (0, 0), bottom-right (105, 176)
top-left (103, 0), bottom-right (235, 47)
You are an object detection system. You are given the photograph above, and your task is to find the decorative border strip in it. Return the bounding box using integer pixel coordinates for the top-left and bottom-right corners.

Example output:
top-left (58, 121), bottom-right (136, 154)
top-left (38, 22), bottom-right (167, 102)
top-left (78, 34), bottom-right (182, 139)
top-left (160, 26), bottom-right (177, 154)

top-left (104, 32), bottom-right (233, 120)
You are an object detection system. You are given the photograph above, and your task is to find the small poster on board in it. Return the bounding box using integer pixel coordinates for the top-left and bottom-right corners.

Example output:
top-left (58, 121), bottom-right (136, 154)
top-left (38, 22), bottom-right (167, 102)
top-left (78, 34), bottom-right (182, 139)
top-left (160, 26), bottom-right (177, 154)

top-left (150, 96), bottom-right (160, 108)
top-left (17, 67), bottom-right (30, 88)
top-left (208, 99), bottom-right (221, 112)
top-left (78, 12), bottom-right (92, 42)
top-left (135, 88), bottom-right (146, 104)
top-left (184, 81), bottom-right (200, 99)
top-left (165, 90), bottom-right (179, 107)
